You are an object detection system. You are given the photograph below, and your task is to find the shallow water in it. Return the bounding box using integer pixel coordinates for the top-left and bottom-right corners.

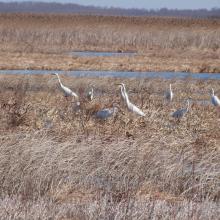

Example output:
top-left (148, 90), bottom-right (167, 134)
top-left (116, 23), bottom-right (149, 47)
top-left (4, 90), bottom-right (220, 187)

top-left (68, 51), bottom-right (136, 57)
top-left (1, 69), bottom-right (220, 80)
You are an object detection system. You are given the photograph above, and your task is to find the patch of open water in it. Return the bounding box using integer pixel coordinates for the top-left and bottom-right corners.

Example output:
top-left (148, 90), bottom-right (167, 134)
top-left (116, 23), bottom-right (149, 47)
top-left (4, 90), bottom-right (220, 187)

top-left (1, 70), bottom-right (220, 80)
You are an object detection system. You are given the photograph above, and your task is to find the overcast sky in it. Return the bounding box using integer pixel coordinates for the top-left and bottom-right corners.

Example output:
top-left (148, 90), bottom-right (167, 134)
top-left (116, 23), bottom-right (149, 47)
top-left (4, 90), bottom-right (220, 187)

top-left (3, 0), bottom-right (220, 10)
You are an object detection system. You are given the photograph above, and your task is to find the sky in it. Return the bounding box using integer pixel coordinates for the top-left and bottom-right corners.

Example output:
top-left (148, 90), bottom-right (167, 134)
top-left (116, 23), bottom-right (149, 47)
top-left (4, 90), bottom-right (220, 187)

top-left (2, 0), bottom-right (220, 10)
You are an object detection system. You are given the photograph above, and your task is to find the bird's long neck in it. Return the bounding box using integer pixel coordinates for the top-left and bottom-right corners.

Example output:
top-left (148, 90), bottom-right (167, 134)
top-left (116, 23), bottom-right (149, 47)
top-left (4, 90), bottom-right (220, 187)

top-left (212, 88), bottom-right (215, 96)
top-left (113, 106), bottom-right (117, 114)
top-left (122, 86), bottom-right (130, 106)
top-left (120, 86), bottom-right (125, 98)
top-left (170, 84), bottom-right (172, 92)
top-left (186, 100), bottom-right (190, 112)
top-left (56, 74), bottom-right (62, 87)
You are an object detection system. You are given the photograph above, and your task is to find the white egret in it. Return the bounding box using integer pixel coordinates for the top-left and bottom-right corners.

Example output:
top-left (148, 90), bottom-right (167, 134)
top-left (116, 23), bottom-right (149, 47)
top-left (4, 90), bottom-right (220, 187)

top-left (118, 83), bottom-right (126, 101)
top-left (165, 84), bottom-right (173, 101)
top-left (96, 105), bottom-right (118, 120)
top-left (171, 99), bottom-right (190, 119)
top-left (87, 87), bottom-right (94, 101)
top-left (211, 88), bottom-right (220, 106)
top-left (117, 83), bottom-right (145, 117)
top-left (52, 73), bottom-right (78, 98)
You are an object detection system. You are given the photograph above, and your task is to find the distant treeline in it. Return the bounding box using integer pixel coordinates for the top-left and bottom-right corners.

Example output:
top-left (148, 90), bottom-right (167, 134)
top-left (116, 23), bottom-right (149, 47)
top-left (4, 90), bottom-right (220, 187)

top-left (0, 1), bottom-right (219, 18)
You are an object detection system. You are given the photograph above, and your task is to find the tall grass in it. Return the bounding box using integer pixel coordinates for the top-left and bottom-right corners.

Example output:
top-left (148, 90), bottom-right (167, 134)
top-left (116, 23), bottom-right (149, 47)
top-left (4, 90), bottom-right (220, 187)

top-left (0, 14), bottom-right (220, 53)
top-left (0, 131), bottom-right (219, 219)
top-left (0, 74), bottom-right (219, 219)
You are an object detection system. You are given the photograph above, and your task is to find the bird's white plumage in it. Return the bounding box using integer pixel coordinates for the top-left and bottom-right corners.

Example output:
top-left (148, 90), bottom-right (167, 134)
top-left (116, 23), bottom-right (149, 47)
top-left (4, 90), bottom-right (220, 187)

top-left (211, 88), bottom-right (220, 106)
top-left (171, 100), bottom-right (190, 119)
top-left (165, 84), bottom-right (173, 101)
top-left (52, 73), bottom-right (78, 98)
top-left (119, 83), bottom-right (126, 101)
top-left (87, 88), bottom-right (94, 101)
top-left (118, 83), bottom-right (145, 116)
top-left (96, 106), bottom-right (118, 120)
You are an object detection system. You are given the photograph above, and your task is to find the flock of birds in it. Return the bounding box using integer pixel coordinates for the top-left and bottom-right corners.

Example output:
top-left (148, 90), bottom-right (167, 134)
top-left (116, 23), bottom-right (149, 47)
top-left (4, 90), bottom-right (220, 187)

top-left (52, 73), bottom-right (220, 120)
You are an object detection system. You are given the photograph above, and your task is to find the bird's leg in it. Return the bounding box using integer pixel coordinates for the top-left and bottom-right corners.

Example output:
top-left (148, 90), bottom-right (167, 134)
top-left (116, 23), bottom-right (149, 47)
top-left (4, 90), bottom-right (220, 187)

top-left (174, 118), bottom-right (180, 124)
top-left (216, 107), bottom-right (220, 117)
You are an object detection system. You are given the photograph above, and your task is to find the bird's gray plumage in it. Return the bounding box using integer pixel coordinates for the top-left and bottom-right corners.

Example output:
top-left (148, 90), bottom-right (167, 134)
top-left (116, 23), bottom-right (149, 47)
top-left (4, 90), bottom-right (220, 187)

top-left (171, 100), bottom-right (190, 119)
top-left (96, 106), bottom-right (118, 120)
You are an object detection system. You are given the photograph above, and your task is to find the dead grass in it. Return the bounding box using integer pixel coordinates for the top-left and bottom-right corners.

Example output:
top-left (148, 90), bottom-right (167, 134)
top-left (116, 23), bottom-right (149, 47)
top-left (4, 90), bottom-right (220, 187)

top-left (0, 74), bottom-right (219, 219)
top-left (0, 14), bottom-right (220, 73)
top-left (0, 195), bottom-right (219, 220)
top-left (1, 14), bottom-right (220, 53)
top-left (0, 49), bottom-right (220, 73)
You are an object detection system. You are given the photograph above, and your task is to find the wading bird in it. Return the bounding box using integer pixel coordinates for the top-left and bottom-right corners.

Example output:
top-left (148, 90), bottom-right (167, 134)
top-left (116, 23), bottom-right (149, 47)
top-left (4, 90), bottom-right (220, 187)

top-left (52, 73), bottom-right (78, 98)
top-left (119, 83), bottom-right (126, 101)
top-left (96, 105), bottom-right (118, 120)
top-left (165, 84), bottom-right (173, 102)
top-left (211, 88), bottom-right (220, 106)
top-left (171, 99), bottom-right (190, 119)
top-left (117, 83), bottom-right (145, 116)
top-left (87, 87), bottom-right (94, 101)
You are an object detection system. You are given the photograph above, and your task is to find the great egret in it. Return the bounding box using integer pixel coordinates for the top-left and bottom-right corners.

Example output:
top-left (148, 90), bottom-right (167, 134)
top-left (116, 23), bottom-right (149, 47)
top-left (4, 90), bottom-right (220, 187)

top-left (96, 105), bottom-right (118, 120)
top-left (118, 83), bottom-right (126, 101)
top-left (117, 83), bottom-right (145, 117)
top-left (211, 88), bottom-right (220, 106)
top-left (52, 73), bottom-right (78, 98)
top-left (87, 87), bottom-right (94, 101)
top-left (165, 84), bottom-right (173, 101)
top-left (171, 99), bottom-right (190, 119)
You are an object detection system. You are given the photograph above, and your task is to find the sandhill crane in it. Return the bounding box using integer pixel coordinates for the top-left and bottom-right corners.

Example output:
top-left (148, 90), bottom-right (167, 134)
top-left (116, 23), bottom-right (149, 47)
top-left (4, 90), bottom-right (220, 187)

top-left (96, 105), bottom-right (118, 120)
top-left (52, 73), bottom-right (78, 98)
top-left (211, 88), bottom-right (220, 106)
top-left (117, 83), bottom-right (145, 116)
top-left (165, 84), bottom-right (173, 102)
top-left (171, 99), bottom-right (190, 119)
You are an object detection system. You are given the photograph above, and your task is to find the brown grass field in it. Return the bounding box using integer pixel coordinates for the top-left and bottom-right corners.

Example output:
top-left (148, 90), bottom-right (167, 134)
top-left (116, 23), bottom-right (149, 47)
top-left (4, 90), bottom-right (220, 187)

top-left (0, 14), bottom-right (220, 73)
top-left (0, 73), bottom-right (219, 219)
top-left (0, 13), bottom-right (220, 219)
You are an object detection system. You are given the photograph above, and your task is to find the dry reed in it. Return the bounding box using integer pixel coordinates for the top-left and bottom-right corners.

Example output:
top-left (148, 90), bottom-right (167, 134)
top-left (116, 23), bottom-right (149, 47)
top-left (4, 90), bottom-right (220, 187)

top-left (0, 74), bottom-right (219, 219)
top-left (0, 14), bottom-right (220, 53)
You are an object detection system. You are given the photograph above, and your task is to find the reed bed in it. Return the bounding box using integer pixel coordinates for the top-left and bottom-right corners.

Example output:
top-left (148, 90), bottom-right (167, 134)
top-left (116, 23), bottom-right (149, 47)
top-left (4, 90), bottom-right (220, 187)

top-left (0, 14), bottom-right (220, 73)
top-left (0, 74), bottom-right (219, 219)
top-left (0, 14), bottom-right (220, 53)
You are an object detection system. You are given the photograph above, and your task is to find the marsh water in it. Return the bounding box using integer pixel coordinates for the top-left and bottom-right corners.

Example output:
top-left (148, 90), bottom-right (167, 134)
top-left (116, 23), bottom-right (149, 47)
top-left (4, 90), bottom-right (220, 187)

top-left (68, 51), bottom-right (136, 57)
top-left (1, 69), bottom-right (220, 80)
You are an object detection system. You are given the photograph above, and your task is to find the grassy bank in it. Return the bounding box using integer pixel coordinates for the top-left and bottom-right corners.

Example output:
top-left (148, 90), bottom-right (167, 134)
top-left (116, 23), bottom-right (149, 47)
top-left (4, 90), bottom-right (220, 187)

top-left (0, 74), bottom-right (219, 219)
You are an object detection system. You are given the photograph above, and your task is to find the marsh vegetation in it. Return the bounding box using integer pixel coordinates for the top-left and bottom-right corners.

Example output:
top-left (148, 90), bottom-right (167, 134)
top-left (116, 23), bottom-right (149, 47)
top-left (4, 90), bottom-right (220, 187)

top-left (0, 74), bottom-right (219, 219)
top-left (0, 11), bottom-right (219, 219)
top-left (0, 14), bottom-right (220, 72)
